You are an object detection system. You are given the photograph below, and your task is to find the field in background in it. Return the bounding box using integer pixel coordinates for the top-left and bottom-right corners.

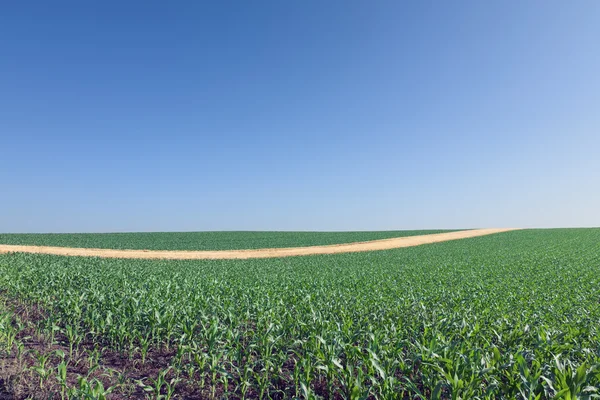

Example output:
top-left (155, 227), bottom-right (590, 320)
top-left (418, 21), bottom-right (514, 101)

top-left (0, 230), bottom-right (457, 251)
top-left (1, 228), bottom-right (599, 399)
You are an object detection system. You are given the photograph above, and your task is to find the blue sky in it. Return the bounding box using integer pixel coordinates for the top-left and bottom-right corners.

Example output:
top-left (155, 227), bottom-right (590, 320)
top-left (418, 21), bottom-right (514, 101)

top-left (2, 1), bottom-right (599, 232)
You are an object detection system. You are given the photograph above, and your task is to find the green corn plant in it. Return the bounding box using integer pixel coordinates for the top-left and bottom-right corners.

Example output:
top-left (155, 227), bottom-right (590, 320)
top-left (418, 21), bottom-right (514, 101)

top-left (31, 350), bottom-right (53, 389)
top-left (56, 361), bottom-right (68, 400)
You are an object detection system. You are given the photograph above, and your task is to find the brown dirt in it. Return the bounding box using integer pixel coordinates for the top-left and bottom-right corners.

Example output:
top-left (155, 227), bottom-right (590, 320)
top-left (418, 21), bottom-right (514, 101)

top-left (0, 228), bottom-right (518, 260)
top-left (1, 295), bottom-right (179, 399)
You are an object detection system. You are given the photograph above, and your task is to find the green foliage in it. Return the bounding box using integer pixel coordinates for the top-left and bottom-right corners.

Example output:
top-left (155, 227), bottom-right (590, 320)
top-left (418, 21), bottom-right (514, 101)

top-left (0, 230), bottom-right (453, 251)
top-left (1, 228), bottom-right (599, 398)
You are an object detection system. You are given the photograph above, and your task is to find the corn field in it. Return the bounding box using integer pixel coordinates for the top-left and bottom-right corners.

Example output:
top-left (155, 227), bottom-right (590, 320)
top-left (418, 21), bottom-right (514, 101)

top-left (0, 228), bottom-right (599, 399)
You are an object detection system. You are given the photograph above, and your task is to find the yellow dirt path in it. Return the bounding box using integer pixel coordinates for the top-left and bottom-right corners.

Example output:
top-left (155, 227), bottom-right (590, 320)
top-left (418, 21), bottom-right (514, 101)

top-left (0, 228), bottom-right (518, 260)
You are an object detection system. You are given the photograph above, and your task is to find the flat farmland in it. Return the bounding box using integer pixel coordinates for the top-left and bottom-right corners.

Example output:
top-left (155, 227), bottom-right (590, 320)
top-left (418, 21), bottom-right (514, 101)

top-left (0, 230), bottom-right (456, 251)
top-left (0, 229), bottom-right (511, 260)
top-left (1, 229), bottom-right (599, 399)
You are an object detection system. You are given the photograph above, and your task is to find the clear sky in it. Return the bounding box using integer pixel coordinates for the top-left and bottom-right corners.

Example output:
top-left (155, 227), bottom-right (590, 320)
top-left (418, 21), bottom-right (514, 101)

top-left (2, 1), bottom-right (599, 233)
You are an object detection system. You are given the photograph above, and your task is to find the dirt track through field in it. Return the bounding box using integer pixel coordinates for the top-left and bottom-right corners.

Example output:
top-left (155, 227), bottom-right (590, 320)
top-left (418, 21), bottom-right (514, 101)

top-left (0, 228), bottom-right (518, 260)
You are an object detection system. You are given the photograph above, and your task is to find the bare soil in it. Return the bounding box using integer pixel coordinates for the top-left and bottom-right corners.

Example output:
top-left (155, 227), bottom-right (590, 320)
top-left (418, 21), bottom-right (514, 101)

top-left (0, 229), bottom-right (518, 260)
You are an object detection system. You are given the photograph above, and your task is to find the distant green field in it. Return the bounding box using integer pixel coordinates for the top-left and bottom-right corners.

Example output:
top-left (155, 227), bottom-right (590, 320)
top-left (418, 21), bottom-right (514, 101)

top-left (0, 230), bottom-right (456, 250)
top-left (1, 228), bottom-right (599, 399)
